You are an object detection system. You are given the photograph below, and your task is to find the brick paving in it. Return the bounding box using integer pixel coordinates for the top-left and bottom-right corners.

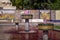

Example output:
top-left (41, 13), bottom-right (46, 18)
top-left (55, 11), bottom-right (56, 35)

top-left (0, 23), bottom-right (60, 40)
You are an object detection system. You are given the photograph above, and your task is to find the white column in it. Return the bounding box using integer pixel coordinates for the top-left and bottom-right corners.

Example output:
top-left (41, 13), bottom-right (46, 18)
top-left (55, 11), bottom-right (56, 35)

top-left (43, 34), bottom-right (48, 40)
top-left (25, 22), bottom-right (29, 31)
top-left (16, 25), bottom-right (18, 30)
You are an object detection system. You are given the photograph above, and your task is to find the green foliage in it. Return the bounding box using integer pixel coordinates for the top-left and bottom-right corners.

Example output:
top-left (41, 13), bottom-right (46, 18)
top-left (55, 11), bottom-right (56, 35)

top-left (54, 26), bottom-right (60, 29)
top-left (10, 0), bottom-right (22, 9)
top-left (10, 0), bottom-right (60, 9)
top-left (38, 23), bottom-right (54, 26)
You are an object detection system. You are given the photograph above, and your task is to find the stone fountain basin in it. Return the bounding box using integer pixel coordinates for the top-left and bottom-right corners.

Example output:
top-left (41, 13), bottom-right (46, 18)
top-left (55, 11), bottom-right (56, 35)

top-left (19, 30), bottom-right (37, 34)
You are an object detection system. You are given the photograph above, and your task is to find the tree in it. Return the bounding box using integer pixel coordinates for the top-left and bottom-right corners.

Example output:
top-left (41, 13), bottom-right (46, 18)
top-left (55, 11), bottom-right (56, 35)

top-left (10, 0), bottom-right (60, 9)
top-left (10, 0), bottom-right (22, 9)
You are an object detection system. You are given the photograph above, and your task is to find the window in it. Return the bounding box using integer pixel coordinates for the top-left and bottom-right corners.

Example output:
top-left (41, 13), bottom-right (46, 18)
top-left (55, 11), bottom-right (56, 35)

top-left (40, 10), bottom-right (50, 20)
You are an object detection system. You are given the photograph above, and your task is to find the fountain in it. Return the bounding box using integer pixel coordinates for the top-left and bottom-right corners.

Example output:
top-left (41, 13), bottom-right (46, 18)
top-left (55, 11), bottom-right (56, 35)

top-left (38, 18), bottom-right (54, 40)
